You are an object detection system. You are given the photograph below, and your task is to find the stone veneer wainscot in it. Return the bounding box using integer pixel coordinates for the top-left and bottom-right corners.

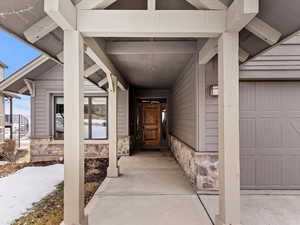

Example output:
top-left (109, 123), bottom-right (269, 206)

top-left (30, 136), bottom-right (130, 161)
top-left (169, 135), bottom-right (219, 190)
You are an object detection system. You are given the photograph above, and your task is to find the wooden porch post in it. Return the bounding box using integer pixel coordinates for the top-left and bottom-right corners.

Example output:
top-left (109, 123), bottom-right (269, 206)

top-left (0, 66), bottom-right (5, 143)
top-left (107, 75), bottom-right (119, 177)
top-left (63, 30), bottom-right (87, 225)
top-left (216, 32), bottom-right (241, 225)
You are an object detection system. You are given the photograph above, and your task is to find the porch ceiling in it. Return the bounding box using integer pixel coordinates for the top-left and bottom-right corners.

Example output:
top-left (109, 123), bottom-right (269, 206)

top-left (109, 52), bottom-right (193, 89)
top-left (0, 0), bottom-right (300, 89)
top-left (106, 40), bottom-right (197, 88)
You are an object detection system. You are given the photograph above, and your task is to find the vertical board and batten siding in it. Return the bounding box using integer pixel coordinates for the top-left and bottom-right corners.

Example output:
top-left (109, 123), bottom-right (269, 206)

top-left (31, 64), bottom-right (129, 137)
top-left (170, 55), bottom-right (197, 149)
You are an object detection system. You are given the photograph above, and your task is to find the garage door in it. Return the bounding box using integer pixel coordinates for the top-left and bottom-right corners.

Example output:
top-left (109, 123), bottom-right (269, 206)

top-left (240, 82), bottom-right (300, 189)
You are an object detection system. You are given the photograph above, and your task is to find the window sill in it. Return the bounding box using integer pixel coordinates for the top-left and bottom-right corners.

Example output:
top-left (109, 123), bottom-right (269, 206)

top-left (49, 140), bottom-right (109, 145)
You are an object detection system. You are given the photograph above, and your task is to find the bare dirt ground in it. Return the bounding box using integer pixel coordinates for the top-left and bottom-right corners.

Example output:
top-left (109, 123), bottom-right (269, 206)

top-left (0, 159), bottom-right (108, 225)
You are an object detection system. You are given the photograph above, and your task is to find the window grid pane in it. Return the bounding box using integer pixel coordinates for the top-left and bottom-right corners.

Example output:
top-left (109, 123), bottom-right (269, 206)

top-left (91, 97), bottom-right (107, 139)
top-left (54, 96), bottom-right (108, 140)
top-left (55, 97), bottom-right (64, 140)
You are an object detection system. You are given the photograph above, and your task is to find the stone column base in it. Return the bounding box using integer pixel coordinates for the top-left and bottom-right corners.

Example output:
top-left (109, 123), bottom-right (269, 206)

top-left (215, 215), bottom-right (241, 225)
top-left (107, 166), bottom-right (120, 178)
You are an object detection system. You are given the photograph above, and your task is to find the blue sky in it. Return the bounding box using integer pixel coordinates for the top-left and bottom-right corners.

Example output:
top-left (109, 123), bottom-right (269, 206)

top-left (0, 30), bottom-right (41, 120)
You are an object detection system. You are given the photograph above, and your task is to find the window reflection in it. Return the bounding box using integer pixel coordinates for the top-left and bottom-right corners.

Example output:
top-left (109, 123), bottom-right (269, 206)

top-left (54, 96), bottom-right (108, 140)
top-left (91, 97), bottom-right (107, 139)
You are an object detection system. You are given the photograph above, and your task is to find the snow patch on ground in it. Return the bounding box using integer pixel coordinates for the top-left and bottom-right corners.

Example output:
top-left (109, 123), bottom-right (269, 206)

top-left (0, 164), bottom-right (64, 225)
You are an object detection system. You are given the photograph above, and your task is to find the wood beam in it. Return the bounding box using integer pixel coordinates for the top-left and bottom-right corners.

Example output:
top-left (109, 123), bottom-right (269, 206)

top-left (198, 38), bottom-right (218, 64)
top-left (77, 0), bottom-right (117, 9)
top-left (216, 32), bottom-right (241, 225)
top-left (148, 0), bottom-right (156, 10)
top-left (24, 79), bottom-right (36, 97)
top-left (186, 0), bottom-right (280, 46)
top-left (84, 38), bottom-right (127, 89)
top-left (198, 39), bottom-right (250, 64)
top-left (185, 0), bottom-right (226, 10)
top-left (18, 86), bottom-right (28, 94)
top-left (58, 51), bottom-right (102, 80)
top-left (24, 17), bottom-right (58, 43)
top-left (26, 0), bottom-right (116, 43)
top-left (44, 0), bottom-right (76, 31)
top-left (84, 64), bottom-right (101, 78)
top-left (57, 52), bottom-right (64, 63)
top-left (227, 0), bottom-right (259, 32)
top-left (63, 30), bottom-right (86, 225)
top-left (77, 10), bottom-right (226, 37)
top-left (98, 77), bottom-right (108, 87)
top-left (245, 17), bottom-right (282, 45)
top-left (239, 47), bottom-right (250, 62)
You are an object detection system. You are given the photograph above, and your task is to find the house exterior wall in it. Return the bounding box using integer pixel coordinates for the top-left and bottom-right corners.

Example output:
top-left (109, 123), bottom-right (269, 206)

top-left (169, 56), bottom-right (220, 190)
top-left (204, 59), bottom-right (219, 152)
top-left (169, 56), bottom-right (300, 190)
top-left (30, 64), bottom-right (130, 161)
top-left (170, 55), bottom-right (197, 149)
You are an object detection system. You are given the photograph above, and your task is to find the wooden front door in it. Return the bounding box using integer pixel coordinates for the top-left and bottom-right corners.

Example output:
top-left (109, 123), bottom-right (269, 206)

top-left (141, 104), bottom-right (161, 146)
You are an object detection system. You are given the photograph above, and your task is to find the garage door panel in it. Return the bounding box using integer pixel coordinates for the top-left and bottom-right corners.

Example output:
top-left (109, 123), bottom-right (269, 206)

top-left (240, 119), bottom-right (256, 148)
top-left (240, 82), bottom-right (256, 112)
top-left (240, 157), bottom-right (255, 186)
top-left (256, 119), bottom-right (282, 148)
top-left (283, 157), bottom-right (300, 186)
top-left (282, 84), bottom-right (300, 110)
top-left (240, 81), bottom-right (300, 189)
top-left (255, 157), bottom-right (283, 187)
top-left (256, 83), bottom-right (282, 112)
top-left (284, 119), bottom-right (300, 147)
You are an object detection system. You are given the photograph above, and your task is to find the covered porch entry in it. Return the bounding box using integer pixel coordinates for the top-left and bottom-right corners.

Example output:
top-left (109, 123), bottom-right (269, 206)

top-left (86, 150), bottom-right (212, 225)
top-left (44, 0), bottom-right (259, 224)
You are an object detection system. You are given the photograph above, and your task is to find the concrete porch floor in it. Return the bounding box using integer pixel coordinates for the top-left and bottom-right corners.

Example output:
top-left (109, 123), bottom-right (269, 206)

top-left (85, 150), bottom-right (300, 225)
top-left (199, 192), bottom-right (300, 225)
top-left (85, 150), bottom-right (213, 225)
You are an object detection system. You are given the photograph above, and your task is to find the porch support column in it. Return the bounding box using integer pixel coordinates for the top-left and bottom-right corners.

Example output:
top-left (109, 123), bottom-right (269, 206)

top-left (63, 30), bottom-right (87, 225)
top-left (216, 32), bottom-right (241, 225)
top-left (0, 66), bottom-right (5, 143)
top-left (107, 75), bottom-right (119, 177)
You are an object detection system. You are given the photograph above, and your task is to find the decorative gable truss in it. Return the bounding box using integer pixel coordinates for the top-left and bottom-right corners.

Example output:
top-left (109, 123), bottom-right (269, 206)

top-left (189, 0), bottom-right (282, 64)
top-left (24, 0), bottom-right (119, 85)
top-left (19, 79), bottom-right (35, 97)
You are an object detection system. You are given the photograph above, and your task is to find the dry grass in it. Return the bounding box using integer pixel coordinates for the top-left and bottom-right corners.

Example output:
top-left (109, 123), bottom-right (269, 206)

top-left (12, 183), bottom-right (64, 225)
top-left (10, 159), bottom-right (108, 225)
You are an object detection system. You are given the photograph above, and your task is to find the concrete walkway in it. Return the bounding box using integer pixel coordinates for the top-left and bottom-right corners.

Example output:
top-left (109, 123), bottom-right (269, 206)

top-left (86, 151), bottom-right (212, 225)
top-left (200, 193), bottom-right (300, 225)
